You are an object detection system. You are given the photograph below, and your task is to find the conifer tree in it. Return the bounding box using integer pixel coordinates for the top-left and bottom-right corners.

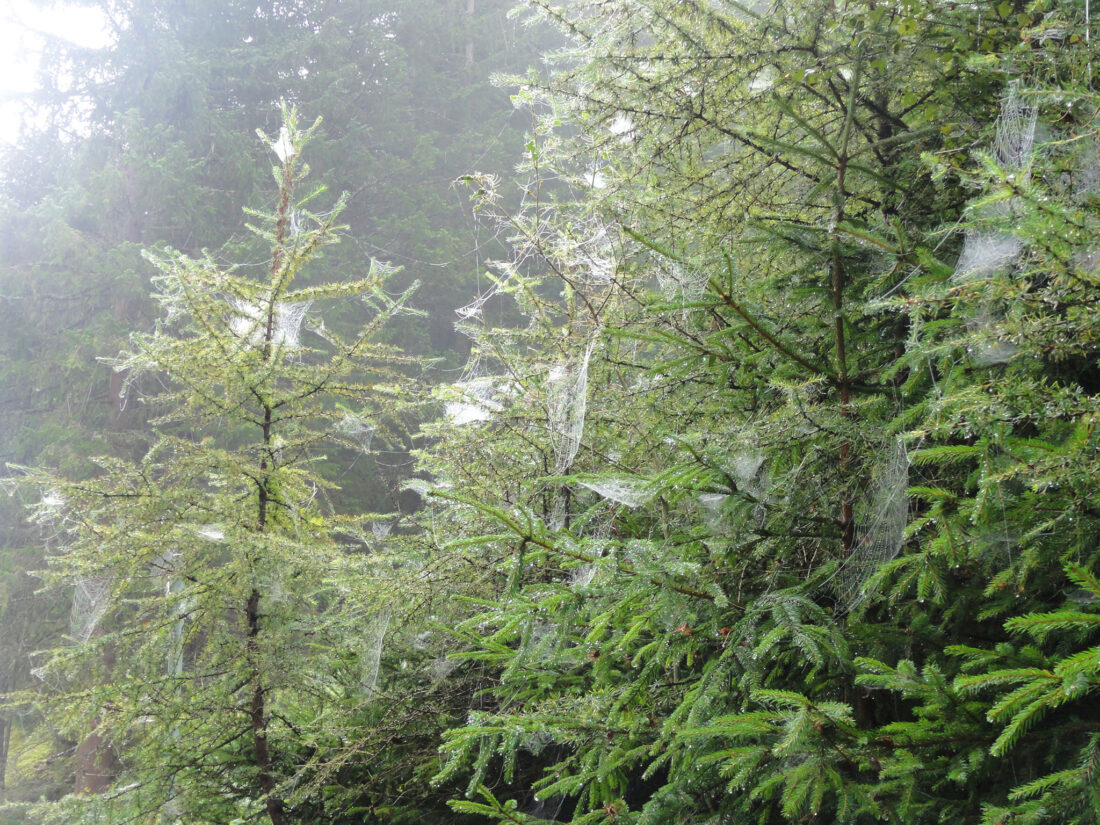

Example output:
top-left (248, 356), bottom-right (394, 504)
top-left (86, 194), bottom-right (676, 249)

top-left (1, 1), bottom-right (552, 814)
top-left (420, 1), bottom-right (1100, 823)
top-left (12, 108), bottom-right (418, 825)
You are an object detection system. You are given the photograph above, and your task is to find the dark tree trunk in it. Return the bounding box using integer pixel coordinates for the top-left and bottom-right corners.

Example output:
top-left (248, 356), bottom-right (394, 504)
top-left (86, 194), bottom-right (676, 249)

top-left (74, 645), bottom-right (118, 794)
top-left (247, 587), bottom-right (287, 825)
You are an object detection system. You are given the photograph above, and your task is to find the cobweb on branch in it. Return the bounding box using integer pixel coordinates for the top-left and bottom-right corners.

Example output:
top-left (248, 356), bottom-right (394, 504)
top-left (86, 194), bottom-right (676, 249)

top-left (448, 271), bottom-right (518, 425)
top-left (1072, 138), bottom-right (1100, 277)
top-left (430, 654), bottom-right (460, 683)
top-left (549, 491), bottom-right (568, 532)
top-left (952, 232), bottom-right (1025, 283)
top-left (992, 82), bottom-right (1038, 171)
top-left (195, 525), bottom-right (224, 542)
top-left (28, 489), bottom-right (69, 535)
top-left (562, 220), bottom-right (618, 289)
top-left (446, 380), bottom-right (502, 425)
top-left (967, 306), bottom-right (1021, 366)
top-left (455, 289), bottom-right (498, 325)
top-left (655, 259), bottom-right (707, 302)
top-left (360, 610), bottom-right (390, 693)
top-left (368, 519), bottom-right (394, 551)
top-left (402, 478), bottom-right (451, 500)
top-left (548, 338), bottom-right (597, 474)
top-left (697, 493), bottom-right (729, 522)
top-left (453, 263), bottom-right (522, 338)
top-left (362, 284), bottom-right (423, 320)
top-left (229, 299), bottom-right (312, 348)
top-left (335, 411), bottom-right (375, 452)
top-left (570, 514), bottom-right (614, 588)
top-left (728, 451), bottom-right (767, 494)
top-left (270, 126), bottom-right (297, 163)
top-left (287, 208), bottom-right (303, 239)
top-left (1074, 138), bottom-right (1100, 200)
top-left (650, 251), bottom-right (709, 327)
top-left (837, 439), bottom-right (909, 611)
top-left (445, 351), bottom-right (510, 426)
top-left (578, 476), bottom-right (657, 509)
top-left (71, 575), bottom-right (113, 642)
top-left (953, 83), bottom-right (1037, 282)
top-left (697, 450), bottom-right (769, 532)
top-left (952, 83), bottom-right (1038, 363)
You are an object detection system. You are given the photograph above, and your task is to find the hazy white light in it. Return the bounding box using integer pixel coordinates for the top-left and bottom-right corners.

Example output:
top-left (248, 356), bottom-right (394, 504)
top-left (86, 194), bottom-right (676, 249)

top-left (0, 2), bottom-right (113, 145)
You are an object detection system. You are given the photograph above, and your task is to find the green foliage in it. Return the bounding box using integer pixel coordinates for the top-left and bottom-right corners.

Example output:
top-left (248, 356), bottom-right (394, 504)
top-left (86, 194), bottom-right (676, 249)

top-left (4, 0), bottom-right (1100, 823)
top-left (417, 0), bottom-right (1100, 823)
top-left (9, 110), bottom-right (422, 825)
top-left (1, 0), bottom-right (553, 815)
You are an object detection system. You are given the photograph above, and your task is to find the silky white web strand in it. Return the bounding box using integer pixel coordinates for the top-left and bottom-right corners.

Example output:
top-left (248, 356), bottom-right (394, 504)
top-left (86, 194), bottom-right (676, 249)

top-left (838, 439), bottom-right (909, 610)
top-left (271, 126), bottom-right (296, 163)
top-left (71, 575), bottom-right (113, 642)
top-left (578, 477), bottom-right (656, 509)
top-left (992, 82), bottom-right (1038, 171)
top-left (563, 221), bottom-right (617, 288)
top-left (229, 299), bottom-right (312, 349)
top-left (360, 611), bottom-right (390, 692)
top-left (548, 339), bottom-right (597, 474)
top-left (336, 411), bottom-right (375, 452)
top-left (952, 232), bottom-right (1025, 283)
top-left (445, 351), bottom-right (509, 426)
top-left (952, 83), bottom-right (1038, 364)
top-left (953, 84), bottom-right (1037, 284)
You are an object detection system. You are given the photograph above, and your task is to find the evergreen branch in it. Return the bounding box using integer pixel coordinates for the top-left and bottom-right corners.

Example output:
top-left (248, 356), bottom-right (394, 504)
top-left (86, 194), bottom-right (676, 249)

top-left (427, 491), bottom-right (719, 602)
top-left (711, 254), bottom-right (834, 380)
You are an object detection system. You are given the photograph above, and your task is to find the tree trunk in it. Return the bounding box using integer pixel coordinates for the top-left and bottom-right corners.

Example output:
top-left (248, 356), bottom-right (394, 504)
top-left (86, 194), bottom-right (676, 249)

top-left (74, 721), bottom-right (118, 794)
top-left (0, 714), bottom-right (10, 802)
top-left (247, 587), bottom-right (287, 825)
top-left (465, 0), bottom-right (475, 68)
top-left (74, 645), bottom-right (118, 794)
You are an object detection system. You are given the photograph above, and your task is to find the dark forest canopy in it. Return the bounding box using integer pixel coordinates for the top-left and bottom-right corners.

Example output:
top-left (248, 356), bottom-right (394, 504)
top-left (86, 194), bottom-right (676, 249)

top-left (2, 1), bottom-right (1100, 824)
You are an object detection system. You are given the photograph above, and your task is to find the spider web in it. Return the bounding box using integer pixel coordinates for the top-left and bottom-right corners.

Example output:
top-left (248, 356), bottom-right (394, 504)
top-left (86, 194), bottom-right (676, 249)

top-left (229, 299), bottom-right (312, 349)
top-left (837, 439), bottom-right (909, 610)
top-left (335, 411), bottom-right (376, 452)
top-left (71, 575), bottom-right (113, 642)
top-left (578, 476), bottom-right (656, 508)
top-left (548, 338), bottom-right (597, 474)
top-left (360, 611), bottom-right (390, 693)
top-left (445, 351), bottom-right (508, 425)
top-left (992, 82), bottom-right (1038, 170)
top-left (952, 83), bottom-right (1039, 364)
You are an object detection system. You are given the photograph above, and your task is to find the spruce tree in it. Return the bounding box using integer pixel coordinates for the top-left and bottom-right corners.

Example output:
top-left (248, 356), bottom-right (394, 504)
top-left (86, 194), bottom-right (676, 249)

top-left (420, 1), bottom-right (1100, 823)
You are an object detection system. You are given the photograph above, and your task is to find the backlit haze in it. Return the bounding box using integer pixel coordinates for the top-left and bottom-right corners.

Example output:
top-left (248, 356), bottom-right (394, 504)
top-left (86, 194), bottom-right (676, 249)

top-left (0, 1), bottom-right (111, 145)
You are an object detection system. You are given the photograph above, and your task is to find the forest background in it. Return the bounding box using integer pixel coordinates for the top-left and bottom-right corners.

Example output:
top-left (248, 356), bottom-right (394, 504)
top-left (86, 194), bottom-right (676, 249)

top-left (1, 1), bottom-right (1100, 825)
